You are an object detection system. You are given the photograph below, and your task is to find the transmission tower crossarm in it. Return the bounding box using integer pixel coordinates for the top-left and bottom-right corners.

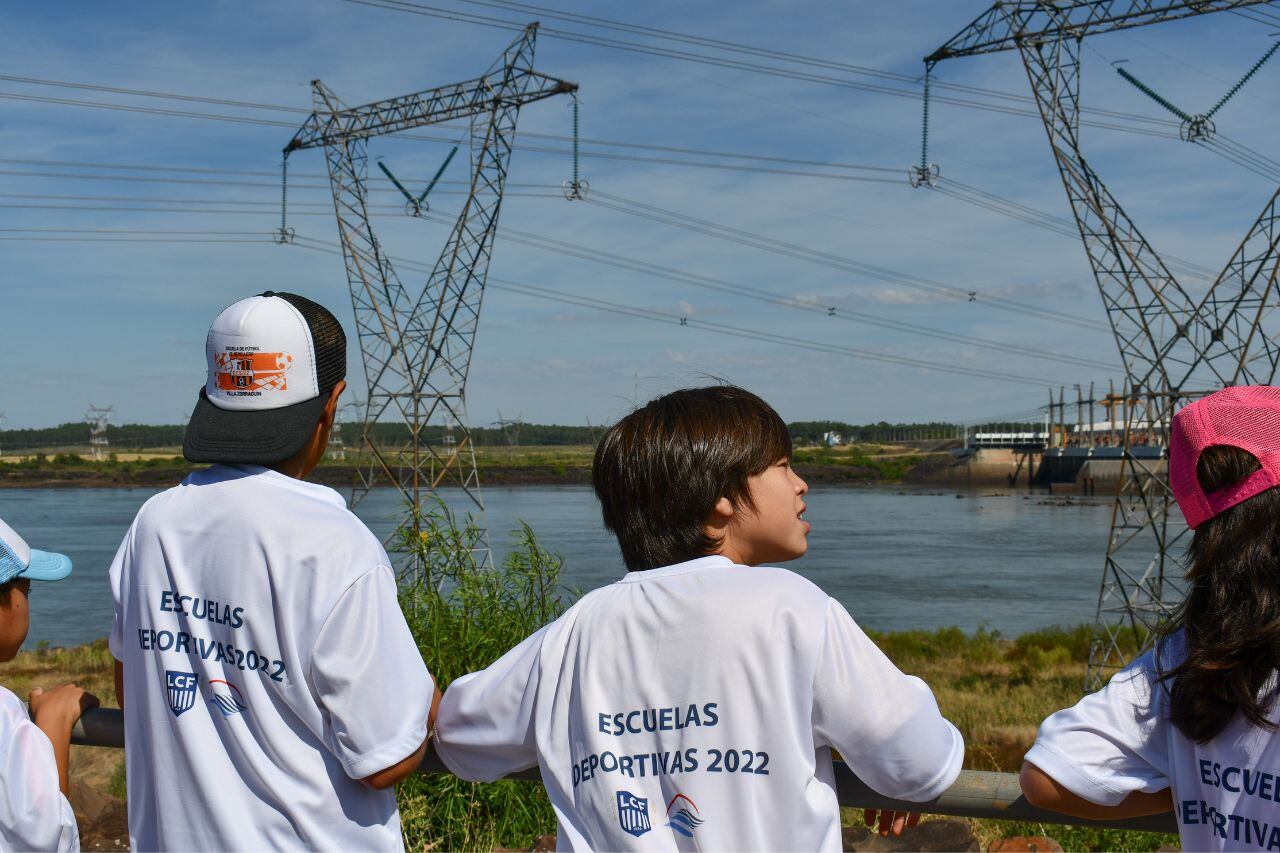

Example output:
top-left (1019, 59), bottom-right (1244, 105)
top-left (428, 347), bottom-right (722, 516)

top-left (926, 1), bottom-right (1273, 64)
top-left (284, 67), bottom-right (575, 153)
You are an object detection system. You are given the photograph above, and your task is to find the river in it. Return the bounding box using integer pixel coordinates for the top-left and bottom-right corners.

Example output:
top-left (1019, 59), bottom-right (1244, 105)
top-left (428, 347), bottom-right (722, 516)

top-left (3, 484), bottom-right (1130, 649)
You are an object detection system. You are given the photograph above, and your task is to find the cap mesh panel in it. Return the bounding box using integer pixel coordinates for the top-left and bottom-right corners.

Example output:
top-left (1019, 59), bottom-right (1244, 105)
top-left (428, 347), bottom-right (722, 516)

top-left (0, 539), bottom-right (24, 584)
top-left (265, 292), bottom-right (346, 394)
top-left (1171, 386), bottom-right (1280, 526)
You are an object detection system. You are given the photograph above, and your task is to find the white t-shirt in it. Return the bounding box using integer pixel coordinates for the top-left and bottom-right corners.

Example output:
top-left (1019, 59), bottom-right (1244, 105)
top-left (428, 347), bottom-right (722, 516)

top-left (109, 464), bottom-right (434, 852)
top-left (1026, 633), bottom-right (1280, 852)
top-left (0, 686), bottom-right (78, 852)
top-left (435, 555), bottom-right (964, 852)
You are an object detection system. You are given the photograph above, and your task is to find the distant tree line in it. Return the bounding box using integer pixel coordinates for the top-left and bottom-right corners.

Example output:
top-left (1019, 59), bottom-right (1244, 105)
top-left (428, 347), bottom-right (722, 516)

top-left (0, 423), bottom-right (185, 451)
top-left (787, 420), bottom-right (961, 445)
top-left (0, 419), bottom-right (983, 453)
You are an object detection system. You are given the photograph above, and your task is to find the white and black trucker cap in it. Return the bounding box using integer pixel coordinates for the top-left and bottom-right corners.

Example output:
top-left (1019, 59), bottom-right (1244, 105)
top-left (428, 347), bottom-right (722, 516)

top-left (183, 292), bottom-right (346, 464)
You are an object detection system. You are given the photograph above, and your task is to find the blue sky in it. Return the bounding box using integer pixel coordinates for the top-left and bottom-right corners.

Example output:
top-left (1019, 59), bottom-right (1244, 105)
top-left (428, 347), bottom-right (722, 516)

top-left (3, 1), bottom-right (1280, 429)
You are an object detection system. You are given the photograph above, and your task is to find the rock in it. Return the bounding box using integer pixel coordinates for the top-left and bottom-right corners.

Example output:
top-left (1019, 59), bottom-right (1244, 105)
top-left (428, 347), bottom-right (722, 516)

top-left (843, 819), bottom-right (979, 851)
top-left (68, 782), bottom-right (129, 852)
top-left (988, 836), bottom-right (1064, 852)
top-left (68, 782), bottom-right (116, 825)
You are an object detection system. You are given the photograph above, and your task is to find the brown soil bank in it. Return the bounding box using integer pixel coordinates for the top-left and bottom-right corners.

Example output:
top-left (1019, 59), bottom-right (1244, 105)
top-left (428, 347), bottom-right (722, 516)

top-left (0, 456), bottom-right (931, 489)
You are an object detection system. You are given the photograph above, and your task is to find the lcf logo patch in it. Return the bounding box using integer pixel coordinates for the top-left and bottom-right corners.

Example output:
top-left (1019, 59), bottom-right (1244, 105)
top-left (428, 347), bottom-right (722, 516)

top-left (166, 670), bottom-right (199, 717)
top-left (616, 790), bottom-right (651, 837)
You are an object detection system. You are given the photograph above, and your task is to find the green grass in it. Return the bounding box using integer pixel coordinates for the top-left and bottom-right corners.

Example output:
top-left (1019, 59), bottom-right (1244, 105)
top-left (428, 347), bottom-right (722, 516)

top-left (792, 444), bottom-right (925, 480)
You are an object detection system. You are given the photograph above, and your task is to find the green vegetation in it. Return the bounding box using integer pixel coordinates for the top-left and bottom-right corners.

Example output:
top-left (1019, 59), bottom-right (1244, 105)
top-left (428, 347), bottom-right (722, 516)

top-left (0, 423), bottom-right (183, 453)
top-left (788, 419), bottom-right (958, 445)
top-left (1, 418), bottom-right (964, 456)
top-left (394, 501), bottom-right (570, 851)
top-left (792, 443), bottom-right (923, 480)
top-left (873, 624), bottom-right (1175, 851)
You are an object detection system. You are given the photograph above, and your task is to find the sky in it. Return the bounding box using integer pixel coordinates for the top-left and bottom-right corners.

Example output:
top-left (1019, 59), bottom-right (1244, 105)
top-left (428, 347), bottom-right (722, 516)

top-left (4, 0), bottom-right (1280, 430)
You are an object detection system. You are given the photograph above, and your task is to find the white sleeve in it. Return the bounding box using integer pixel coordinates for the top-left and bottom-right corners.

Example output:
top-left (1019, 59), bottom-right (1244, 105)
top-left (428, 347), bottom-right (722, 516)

top-left (434, 626), bottom-right (547, 782)
top-left (1024, 652), bottom-right (1170, 806)
top-left (107, 525), bottom-right (133, 662)
top-left (812, 599), bottom-right (964, 802)
top-left (309, 565), bottom-right (434, 780)
top-left (2, 716), bottom-right (79, 852)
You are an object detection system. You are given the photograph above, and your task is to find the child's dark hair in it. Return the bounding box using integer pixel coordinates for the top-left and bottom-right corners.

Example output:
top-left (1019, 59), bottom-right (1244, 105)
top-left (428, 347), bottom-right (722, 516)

top-left (592, 385), bottom-right (792, 571)
top-left (1159, 444), bottom-right (1280, 742)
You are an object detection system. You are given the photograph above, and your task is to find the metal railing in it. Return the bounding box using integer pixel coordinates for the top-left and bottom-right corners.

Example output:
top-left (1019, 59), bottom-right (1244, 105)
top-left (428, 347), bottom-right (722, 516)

top-left (73, 708), bottom-right (1176, 833)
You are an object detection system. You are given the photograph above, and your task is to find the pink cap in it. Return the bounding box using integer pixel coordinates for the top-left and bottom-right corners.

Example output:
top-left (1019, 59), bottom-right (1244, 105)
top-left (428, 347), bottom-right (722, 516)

top-left (1170, 385), bottom-right (1280, 529)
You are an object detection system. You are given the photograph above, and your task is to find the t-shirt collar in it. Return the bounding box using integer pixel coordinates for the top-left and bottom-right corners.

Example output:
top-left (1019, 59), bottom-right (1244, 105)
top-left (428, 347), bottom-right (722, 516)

top-left (201, 463), bottom-right (348, 508)
top-left (616, 554), bottom-right (735, 583)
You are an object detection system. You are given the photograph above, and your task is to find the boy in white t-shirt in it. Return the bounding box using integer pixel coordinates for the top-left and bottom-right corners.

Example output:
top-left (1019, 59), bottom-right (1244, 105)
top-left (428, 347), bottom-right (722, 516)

top-left (1021, 386), bottom-right (1280, 850)
top-left (434, 385), bottom-right (964, 851)
top-left (110, 293), bottom-right (439, 851)
top-left (0, 517), bottom-right (98, 852)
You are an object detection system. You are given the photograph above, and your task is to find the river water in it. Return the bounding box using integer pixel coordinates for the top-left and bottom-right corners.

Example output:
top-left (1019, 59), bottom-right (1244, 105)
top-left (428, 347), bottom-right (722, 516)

top-left (3, 484), bottom-right (1127, 649)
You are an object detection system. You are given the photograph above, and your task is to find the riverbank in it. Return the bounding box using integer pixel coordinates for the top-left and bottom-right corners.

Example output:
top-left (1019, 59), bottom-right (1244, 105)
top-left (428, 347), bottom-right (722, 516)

top-left (0, 443), bottom-right (932, 488)
top-left (2, 627), bottom-right (1176, 852)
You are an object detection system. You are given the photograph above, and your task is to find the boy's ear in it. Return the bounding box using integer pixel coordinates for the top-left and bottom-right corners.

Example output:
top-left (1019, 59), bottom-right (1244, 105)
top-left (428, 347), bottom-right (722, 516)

top-left (709, 496), bottom-right (734, 521)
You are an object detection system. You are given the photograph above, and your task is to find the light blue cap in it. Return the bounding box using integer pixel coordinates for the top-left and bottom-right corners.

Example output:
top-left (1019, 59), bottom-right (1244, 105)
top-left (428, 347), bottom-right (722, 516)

top-left (0, 517), bottom-right (72, 584)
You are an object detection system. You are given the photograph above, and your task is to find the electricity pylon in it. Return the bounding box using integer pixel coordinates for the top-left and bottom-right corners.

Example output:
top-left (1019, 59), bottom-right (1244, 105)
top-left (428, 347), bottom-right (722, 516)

top-left (284, 25), bottom-right (576, 567)
top-left (85, 405), bottom-right (113, 461)
top-left (926, 1), bottom-right (1280, 689)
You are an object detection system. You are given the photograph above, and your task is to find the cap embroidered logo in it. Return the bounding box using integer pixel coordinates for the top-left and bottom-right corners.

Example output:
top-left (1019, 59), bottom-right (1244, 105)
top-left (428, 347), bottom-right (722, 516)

top-left (616, 791), bottom-right (651, 837)
top-left (214, 351), bottom-right (294, 396)
top-left (166, 670), bottom-right (199, 717)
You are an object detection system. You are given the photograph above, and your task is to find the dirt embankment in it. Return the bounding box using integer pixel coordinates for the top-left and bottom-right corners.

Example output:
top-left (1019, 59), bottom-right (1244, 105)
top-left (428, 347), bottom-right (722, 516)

top-left (0, 456), bottom-right (942, 489)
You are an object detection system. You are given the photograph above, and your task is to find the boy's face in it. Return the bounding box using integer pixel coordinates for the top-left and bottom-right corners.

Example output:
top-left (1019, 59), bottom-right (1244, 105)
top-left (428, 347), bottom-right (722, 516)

top-left (0, 579), bottom-right (31, 661)
top-left (723, 459), bottom-right (810, 565)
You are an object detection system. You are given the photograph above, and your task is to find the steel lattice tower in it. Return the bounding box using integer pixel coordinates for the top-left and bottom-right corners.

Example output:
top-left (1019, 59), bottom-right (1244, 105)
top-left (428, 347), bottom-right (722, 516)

top-left (284, 25), bottom-right (576, 566)
top-left (926, 1), bottom-right (1280, 689)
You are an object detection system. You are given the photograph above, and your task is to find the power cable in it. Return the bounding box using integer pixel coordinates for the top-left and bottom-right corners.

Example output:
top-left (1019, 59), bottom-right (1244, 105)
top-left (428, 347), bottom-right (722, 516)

top-left (0, 178), bottom-right (1119, 369)
top-left (0, 76), bottom-right (902, 176)
top-left (408, 209), bottom-right (1119, 370)
top-left (584, 190), bottom-right (1110, 331)
top-left (0, 90), bottom-right (913, 183)
top-left (0, 221), bottom-right (1087, 387)
top-left (287, 233), bottom-right (1077, 388)
top-left (0, 154), bottom-right (1222, 298)
top-left (333, 0), bottom-right (1184, 135)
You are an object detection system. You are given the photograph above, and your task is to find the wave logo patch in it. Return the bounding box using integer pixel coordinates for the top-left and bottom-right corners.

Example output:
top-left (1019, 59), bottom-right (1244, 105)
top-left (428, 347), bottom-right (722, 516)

top-left (206, 679), bottom-right (248, 717)
top-left (665, 794), bottom-right (705, 838)
top-left (165, 670), bottom-right (198, 717)
top-left (615, 790), bottom-right (651, 838)
top-left (214, 351), bottom-right (293, 394)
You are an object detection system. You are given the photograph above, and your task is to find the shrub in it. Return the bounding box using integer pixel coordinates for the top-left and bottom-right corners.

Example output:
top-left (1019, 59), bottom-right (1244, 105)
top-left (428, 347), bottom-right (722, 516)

top-left (394, 499), bottom-right (570, 851)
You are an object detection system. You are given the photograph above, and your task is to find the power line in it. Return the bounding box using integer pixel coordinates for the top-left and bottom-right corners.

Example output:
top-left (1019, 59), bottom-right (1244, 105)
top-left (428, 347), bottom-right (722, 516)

top-left (288, 233), bottom-right (1076, 387)
top-left (0, 153), bottom-right (1234, 316)
top-left (585, 190), bottom-right (1111, 331)
top-left (0, 76), bottom-right (900, 177)
top-left (0, 181), bottom-right (1119, 369)
top-left (0, 222), bottom-right (1085, 386)
top-left (0, 155), bottom-right (1207, 281)
top-left (333, 0), bottom-right (1185, 136)
top-left (0, 89), bottom-right (913, 183)
top-left (421, 211), bottom-right (1122, 371)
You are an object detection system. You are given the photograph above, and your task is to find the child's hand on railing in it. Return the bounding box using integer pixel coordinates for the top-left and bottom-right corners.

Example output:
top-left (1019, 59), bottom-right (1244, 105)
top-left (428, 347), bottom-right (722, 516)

top-left (29, 684), bottom-right (99, 731)
top-left (863, 808), bottom-right (920, 837)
